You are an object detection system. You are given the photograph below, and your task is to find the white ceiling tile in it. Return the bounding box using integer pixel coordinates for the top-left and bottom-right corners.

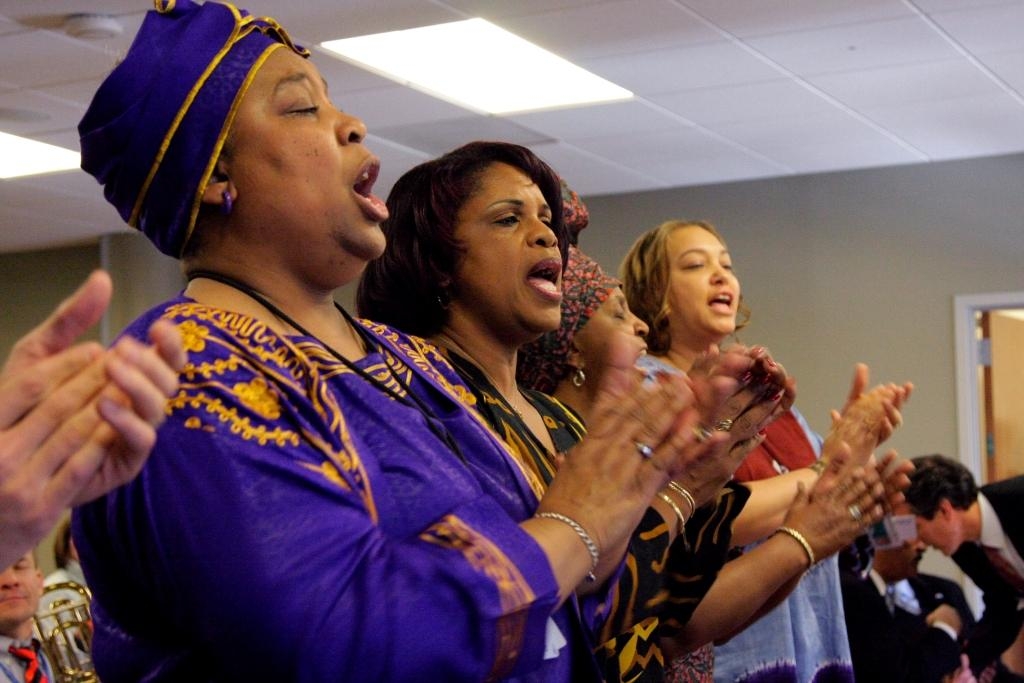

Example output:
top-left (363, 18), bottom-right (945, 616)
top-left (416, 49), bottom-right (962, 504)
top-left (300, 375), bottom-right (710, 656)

top-left (745, 16), bottom-right (962, 76)
top-left (0, 30), bottom-right (127, 88)
top-left (0, 174), bottom-right (124, 251)
top-left (765, 141), bottom-right (922, 175)
top-left (913, 0), bottom-right (1024, 11)
top-left (260, 2), bottom-right (464, 44)
top-left (643, 151), bottom-right (787, 187)
top-left (711, 113), bottom-right (925, 170)
top-left (981, 50), bottom-right (1024, 95)
top-left (581, 40), bottom-right (785, 95)
top-left (650, 79), bottom-right (843, 127)
top-left (373, 116), bottom-right (552, 158)
top-left (494, 0), bottom-right (720, 60)
top-left (808, 58), bottom-right (1006, 109)
top-left (508, 100), bottom-right (689, 141)
top-left (863, 92), bottom-right (1024, 158)
top-left (526, 141), bottom-right (665, 196)
top-left (0, 89), bottom-right (83, 137)
top-left (678, 0), bottom-right (912, 38)
top-left (0, 2), bottom-right (148, 20)
top-left (333, 84), bottom-right (476, 129)
top-left (0, 14), bottom-right (21, 36)
top-left (569, 125), bottom-right (786, 175)
top-left (929, 3), bottom-right (1024, 55)
top-left (437, 0), bottom-right (605, 20)
top-left (35, 79), bottom-right (105, 109)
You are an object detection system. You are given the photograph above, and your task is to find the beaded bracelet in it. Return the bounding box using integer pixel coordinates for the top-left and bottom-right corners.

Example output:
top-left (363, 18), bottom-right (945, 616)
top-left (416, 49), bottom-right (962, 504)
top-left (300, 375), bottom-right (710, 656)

top-left (667, 481), bottom-right (696, 519)
top-left (536, 512), bottom-right (600, 582)
top-left (775, 526), bottom-right (816, 568)
top-left (657, 491), bottom-right (687, 536)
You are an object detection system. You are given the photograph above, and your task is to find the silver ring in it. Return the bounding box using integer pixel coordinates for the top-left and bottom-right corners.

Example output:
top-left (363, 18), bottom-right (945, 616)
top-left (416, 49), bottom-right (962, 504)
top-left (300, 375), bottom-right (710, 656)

top-left (714, 418), bottom-right (734, 432)
top-left (634, 441), bottom-right (654, 459)
top-left (848, 504), bottom-right (862, 523)
top-left (693, 425), bottom-right (713, 443)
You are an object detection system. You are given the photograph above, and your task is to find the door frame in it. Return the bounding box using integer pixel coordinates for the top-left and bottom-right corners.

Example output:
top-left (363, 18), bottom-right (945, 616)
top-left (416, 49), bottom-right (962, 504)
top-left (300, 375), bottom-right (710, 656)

top-left (954, 291), bottom-right (1024, 484)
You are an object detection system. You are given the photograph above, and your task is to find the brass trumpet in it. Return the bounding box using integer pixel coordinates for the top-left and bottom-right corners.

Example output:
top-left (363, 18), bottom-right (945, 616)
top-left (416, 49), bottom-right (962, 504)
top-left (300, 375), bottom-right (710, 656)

top-left (33, 581), bottom-right (97, 683)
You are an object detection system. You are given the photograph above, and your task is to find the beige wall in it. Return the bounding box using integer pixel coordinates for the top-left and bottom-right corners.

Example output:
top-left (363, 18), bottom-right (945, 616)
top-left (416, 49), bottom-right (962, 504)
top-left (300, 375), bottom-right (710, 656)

top-left (1, 245), bottom-right (100, 357)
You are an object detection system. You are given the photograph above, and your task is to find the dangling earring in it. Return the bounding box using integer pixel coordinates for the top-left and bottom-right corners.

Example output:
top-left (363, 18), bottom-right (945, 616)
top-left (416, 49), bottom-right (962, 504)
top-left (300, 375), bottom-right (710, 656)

top-left (221, 190), bottom-right (233, 215)
top-left (571, 367), bottom-right (586, 387)
top-left (436, 288), bottom-right (451, 311)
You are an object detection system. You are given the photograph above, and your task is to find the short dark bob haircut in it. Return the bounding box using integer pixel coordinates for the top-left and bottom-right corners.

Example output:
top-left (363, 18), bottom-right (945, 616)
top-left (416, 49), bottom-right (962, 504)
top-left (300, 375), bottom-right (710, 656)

top-left (904, 454), bottom-right (978, 519)
top-left (357, 141), bottom-right (567, 337)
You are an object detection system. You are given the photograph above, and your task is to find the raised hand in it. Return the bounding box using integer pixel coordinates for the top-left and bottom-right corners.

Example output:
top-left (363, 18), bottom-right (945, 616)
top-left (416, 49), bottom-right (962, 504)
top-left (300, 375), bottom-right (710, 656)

top-left (0, 271), bottom-right (184, 567)
top-left (785, 442), bottom-right (886, 560)
top-left (823, 364), bottom-right (913, 468)
top-left (675, 345), bottom-right (794, 506)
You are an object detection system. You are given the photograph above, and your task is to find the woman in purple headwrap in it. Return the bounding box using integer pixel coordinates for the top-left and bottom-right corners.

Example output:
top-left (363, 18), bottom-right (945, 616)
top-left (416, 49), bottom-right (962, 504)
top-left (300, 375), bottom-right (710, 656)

top-left (72, 3), bottom-right (738, 681)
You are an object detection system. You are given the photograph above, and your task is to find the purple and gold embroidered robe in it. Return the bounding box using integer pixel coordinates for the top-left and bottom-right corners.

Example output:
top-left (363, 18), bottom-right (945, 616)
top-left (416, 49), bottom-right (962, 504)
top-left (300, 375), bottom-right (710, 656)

top-left (74, 297), bottom-right (607, 682)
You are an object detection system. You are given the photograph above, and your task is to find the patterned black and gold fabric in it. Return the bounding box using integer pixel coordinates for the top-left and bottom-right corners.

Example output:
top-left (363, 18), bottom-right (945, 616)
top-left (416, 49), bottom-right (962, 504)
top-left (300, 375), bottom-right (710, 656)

top-left (443, 348), bottom-right (750, 683)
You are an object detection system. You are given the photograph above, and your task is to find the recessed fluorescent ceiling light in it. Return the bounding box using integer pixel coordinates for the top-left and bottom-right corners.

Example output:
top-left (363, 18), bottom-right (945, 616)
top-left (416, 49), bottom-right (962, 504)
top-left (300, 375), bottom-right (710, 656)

top-left (0, 132), bottom-right (80, 179)
top-left (320, 18), bottom-right (632, 115)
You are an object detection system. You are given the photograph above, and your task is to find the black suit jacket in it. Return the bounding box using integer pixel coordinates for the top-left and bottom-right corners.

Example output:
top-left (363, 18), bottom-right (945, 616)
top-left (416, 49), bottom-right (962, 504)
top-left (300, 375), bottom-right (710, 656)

top-left (841, 568), bottom-right (962, 683)
top-left (908, 572), bottom-right (977, 636)
top-left (952, 476), bottom-right (1024, 673)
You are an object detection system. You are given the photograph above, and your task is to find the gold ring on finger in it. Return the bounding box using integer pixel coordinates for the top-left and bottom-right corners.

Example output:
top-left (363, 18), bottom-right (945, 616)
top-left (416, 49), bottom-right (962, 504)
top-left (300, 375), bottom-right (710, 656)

top-left (714, 418), bottom-right (734, 432)
top-left (634, 441), bottom-right (655, 459)
top-left (848, 503), bottom-right (863, 523)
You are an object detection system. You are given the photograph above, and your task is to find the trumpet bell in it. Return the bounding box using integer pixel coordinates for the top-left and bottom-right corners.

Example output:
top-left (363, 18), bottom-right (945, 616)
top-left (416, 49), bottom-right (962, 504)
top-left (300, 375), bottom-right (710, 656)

top-left (33, 581), bottom-right (97, 683)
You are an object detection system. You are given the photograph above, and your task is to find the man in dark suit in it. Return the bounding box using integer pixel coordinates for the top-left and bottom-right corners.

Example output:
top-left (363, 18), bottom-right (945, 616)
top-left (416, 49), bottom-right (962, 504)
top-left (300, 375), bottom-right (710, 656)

top-left (841, 530), bottom-right (974, 683)
top-left (902, 454), bottom-right (1024, 680)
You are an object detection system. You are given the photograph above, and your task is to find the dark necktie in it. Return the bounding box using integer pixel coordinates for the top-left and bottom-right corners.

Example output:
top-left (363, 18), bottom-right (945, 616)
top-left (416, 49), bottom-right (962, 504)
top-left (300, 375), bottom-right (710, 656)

top-left (982, 545), bottom-right (1024, 593)
top-left (7, 642), bottom-right (48, 683)
top-left (884, 583), bottom-right (897, 615)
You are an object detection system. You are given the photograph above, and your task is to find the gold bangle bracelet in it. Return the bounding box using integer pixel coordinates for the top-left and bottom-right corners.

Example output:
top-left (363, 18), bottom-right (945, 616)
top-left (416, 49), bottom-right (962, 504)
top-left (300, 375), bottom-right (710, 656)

top-left (657, 491), bottom-right (686, 536)
top-left (775, 526), bottom-right (816, 568)
top-left (667, 481), bottom-right (696, 518)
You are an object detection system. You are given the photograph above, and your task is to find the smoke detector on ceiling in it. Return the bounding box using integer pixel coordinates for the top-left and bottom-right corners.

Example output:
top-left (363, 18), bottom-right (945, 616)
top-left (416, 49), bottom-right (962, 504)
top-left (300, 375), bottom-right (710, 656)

top-left (64, 13), bottom-right (123, 40)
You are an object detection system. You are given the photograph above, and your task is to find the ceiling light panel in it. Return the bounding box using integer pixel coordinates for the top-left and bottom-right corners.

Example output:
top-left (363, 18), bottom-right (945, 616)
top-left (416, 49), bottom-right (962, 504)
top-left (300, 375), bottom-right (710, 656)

top-left (320, 18), bottom-right (632, 115)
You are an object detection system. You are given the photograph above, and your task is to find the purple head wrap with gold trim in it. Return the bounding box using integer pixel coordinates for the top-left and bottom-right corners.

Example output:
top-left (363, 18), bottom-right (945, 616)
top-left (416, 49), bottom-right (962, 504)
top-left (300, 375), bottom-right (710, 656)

top-left (79, 0), bottom-right (308, 257)
top-left (517, 182), bottom-right (618, 394)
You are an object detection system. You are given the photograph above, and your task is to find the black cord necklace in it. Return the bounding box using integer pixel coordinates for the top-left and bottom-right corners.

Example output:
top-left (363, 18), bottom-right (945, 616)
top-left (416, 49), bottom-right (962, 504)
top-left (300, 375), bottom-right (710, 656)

top-left (185, 269), bottom-right (467, 462)
top-left (438, 344), bottom-right (558, 484)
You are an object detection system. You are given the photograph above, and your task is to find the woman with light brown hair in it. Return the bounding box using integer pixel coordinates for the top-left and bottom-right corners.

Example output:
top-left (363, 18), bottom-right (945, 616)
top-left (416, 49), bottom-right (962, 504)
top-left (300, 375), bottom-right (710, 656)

top-left (621, 218), bottom-right (913, 682)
